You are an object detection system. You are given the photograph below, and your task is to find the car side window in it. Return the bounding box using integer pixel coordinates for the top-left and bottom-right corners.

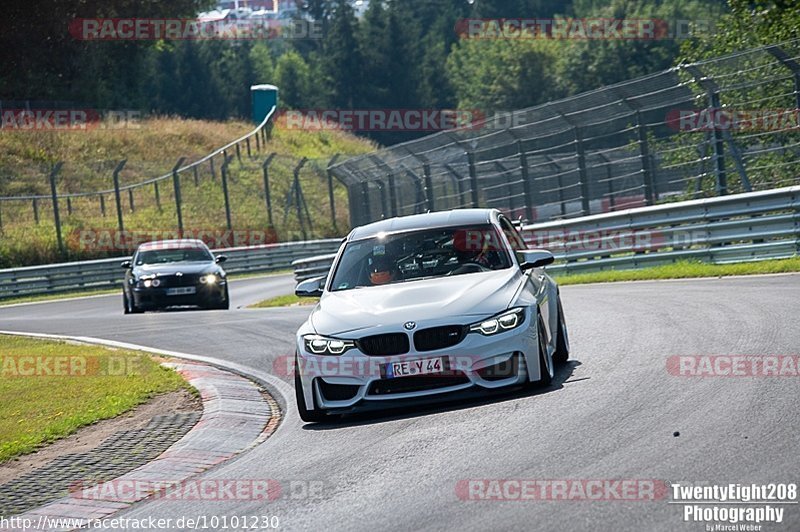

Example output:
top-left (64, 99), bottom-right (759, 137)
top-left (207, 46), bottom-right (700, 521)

top-left (499, 217), bottom-right (526, 251)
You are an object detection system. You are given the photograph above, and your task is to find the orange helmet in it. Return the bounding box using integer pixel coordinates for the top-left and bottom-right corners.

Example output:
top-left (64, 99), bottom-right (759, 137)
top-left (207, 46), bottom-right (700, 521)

top-left (369, 256), bottom-right (394, 285)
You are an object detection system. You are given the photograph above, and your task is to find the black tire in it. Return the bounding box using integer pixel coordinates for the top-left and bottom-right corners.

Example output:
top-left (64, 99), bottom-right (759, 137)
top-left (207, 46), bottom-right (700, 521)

top-left (124, 291), bottom-right (144, 314)
top-left (553, 296), bottom-right (570, 364)
top-left (205, 286), bottom-right (230, 310)
top-left (535, 314), bottom-right (553, 387)
top-left (294, 355), bottom-right (328, 423)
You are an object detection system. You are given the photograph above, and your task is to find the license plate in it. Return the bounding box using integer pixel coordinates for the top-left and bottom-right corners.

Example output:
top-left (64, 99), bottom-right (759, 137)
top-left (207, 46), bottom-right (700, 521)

top-left (166, 287), bottom-right (196, 296)
top-left (385, 357), bottom-right (445, 379)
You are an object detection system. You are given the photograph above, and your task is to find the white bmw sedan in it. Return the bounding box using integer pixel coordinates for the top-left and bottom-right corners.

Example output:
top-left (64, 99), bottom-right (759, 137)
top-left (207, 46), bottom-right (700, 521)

top-left (293, 209), bottom-right (569, 422)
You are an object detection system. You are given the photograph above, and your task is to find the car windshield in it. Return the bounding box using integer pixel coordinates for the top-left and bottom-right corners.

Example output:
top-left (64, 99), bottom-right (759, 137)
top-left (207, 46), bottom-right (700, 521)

top-left (329, 225), bottom-right (511, 291)
top-left (135, 247), bottom-right (213, 265)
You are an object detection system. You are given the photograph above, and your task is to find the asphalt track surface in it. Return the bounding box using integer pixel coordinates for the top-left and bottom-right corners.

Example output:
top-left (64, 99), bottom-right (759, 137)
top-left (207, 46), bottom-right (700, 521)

top-left (0, 273), bottom-right (798, 531)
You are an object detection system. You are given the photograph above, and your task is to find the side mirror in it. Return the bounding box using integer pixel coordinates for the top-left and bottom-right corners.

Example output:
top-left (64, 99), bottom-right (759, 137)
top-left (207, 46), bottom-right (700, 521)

top-left (121, 260), bottom-right (132, 269)
top-left (215, 255), bottom-right (228, 263)
top-left (295, 276), bottom-right (325, 298)
top-left (517, 249), bottom-right (554, 271)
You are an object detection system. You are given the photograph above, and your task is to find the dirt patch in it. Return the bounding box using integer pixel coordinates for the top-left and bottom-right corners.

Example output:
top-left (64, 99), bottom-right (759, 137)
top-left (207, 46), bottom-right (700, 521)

top-left (0, 388), bottom-right (201, 486)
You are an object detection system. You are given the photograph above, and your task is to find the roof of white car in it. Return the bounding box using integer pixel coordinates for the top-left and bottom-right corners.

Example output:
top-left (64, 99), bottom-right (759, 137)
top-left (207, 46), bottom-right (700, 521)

top-left (348, 209), bottom-right (497, 241)
top-left (138, 239), bottom-right (208, 250)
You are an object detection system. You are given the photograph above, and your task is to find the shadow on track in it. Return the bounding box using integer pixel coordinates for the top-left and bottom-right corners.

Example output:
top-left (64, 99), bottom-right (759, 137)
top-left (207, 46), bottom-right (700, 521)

top-left (303, 360), bottom-right (583, 430)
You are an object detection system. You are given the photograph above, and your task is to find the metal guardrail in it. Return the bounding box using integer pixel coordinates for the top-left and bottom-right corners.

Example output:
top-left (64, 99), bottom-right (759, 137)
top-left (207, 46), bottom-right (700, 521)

top-left (525, 184), bottom-right (800, 274)
top-left (0, 239), bottom-right (342, 299)
top-left (292, 253), bottom-right (338, 282)
top-left (288, 185), bottom-right (800, 281)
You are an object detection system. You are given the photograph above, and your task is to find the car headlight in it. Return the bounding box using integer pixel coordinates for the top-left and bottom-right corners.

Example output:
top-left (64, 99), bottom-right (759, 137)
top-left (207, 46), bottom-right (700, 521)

top-left (200, 274), bottom-right (217, 284)
top-left (303, 334), bottom-right (355, 355)
top-left (469, 307), bottom-right (525, 336)
top-left (139, 275), bottom-right (160, 288)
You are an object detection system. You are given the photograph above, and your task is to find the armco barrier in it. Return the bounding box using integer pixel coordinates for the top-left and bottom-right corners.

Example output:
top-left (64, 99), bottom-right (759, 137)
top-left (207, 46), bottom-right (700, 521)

top-left (289, 185), bottom-right (800, 280)
top-left (0, 239), bottom-right (342, 299)
top-left (292, 253), bottom-right (338, 282)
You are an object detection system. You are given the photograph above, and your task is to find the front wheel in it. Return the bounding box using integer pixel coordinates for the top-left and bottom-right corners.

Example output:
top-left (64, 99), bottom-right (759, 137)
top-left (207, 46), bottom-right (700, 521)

top-left (294, 355), bottom-right (328, 423)
top-left (123, 291), bottom-right (143, 314)
top-left (535, 314), bottom-right (554, 387)
top-left (553, 296), bottom-right (570, 364)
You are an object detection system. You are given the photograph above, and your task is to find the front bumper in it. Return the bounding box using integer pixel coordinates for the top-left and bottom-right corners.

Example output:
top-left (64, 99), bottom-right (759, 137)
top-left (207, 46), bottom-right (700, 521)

top-left (296, 312), bottom-right (542, 413)
top-left (132, 282), bottom-right (227, 308)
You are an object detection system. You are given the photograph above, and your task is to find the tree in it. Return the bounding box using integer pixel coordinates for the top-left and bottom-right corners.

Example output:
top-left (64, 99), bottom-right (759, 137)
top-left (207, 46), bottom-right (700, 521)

top-left (275, 50), bottom-right (312, 109)
top-left (320, 0), bottom-right (362, 108)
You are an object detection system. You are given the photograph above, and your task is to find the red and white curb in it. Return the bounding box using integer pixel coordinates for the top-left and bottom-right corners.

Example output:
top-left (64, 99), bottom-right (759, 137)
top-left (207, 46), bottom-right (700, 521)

top-left (0, 332), bottom-right (283, 531)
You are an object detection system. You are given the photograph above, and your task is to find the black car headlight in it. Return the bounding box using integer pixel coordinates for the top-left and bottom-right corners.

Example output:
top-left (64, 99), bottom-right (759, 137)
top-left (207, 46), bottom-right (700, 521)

top-left (200, 274), bottom-right (218, 284)
top-left (303, 334), bottom-right (355, 355)
top-left (469, 307), bottom-right (525, 336)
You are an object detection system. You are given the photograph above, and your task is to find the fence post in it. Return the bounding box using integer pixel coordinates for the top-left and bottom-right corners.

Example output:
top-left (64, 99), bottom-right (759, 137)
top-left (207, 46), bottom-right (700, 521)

top-left (262, 153), bottom-right (276, 228)
top-left (220, 153), bottom-right (234, 231)
top-left (235, 143), bottom-right (242, 164)
top-left (33, 198), bottom-right (39, 224)
top-left (99, 194), bottom-right (106, 217)
top-left (172, 157), bottom-right (186, 232)
top-left (634, 111), bottom-right (656, 205)
top-left (573, 127), bottom-right (591, 215)
top-left (466, 151), bottom-right (480, 208)
top-left (246, 137), bottom-right (252, 159)
top-left (517, 141), bottom-right (535, 221)
top-left (48, 162), bottom-right (65, 258)
top-left (193, 166), bottom-right (199, 187)
top-left (361, 181), bottom-right (371, 224)
top-left (128, 189), bottom-right (135, 212)
top-left (255, 129), bottom-right (261, 153)
top-left (112, 160), bottom-right (127, 234)
top-left (154, 181), bottom-right (161, 211)
top-left (685, 65), bottom-right (727, 196)
top-left (209, 156), bottom-right (216, 181)
top-left (423, 163), bottom-right (435, 211)
top-left (293, 157), bottom-right (309, 240)
top-left (327, 154), bottom-right (341, 232)
top-left (66, 197), bottom-right (73, 216)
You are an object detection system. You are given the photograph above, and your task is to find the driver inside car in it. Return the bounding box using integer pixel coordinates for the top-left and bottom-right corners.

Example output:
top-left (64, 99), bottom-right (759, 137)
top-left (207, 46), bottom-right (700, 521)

top-left (369, 255), bottom-right (396, 285)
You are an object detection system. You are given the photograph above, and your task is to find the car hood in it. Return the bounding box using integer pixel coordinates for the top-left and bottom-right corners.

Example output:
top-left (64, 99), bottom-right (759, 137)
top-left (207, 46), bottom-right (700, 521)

top-left (133, 262), bottom-right (217, 276)
top-left (311, 268), bottom-right (524, 336)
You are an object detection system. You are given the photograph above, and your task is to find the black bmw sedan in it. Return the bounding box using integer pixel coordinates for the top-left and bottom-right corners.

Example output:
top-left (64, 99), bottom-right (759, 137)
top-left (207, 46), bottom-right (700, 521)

top-left (121, 239), bottom-right (230, 313)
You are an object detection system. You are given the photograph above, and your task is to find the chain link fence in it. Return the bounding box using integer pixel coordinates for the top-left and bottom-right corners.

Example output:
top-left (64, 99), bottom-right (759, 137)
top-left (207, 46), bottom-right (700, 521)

top-left (0, 108), bottom-right (352, 266)
top-left (331, 39), bottom-right (800, 226)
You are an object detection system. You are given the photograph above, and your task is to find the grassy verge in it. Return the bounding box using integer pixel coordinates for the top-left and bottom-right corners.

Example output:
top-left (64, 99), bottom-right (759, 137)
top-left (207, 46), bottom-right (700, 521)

top-left (0, 119), bottom-right (375, 268)
top-left (0, 334), bottom-right (190, 462)
top-left (554, 257), bottom-right (800, 285)
top-left (249, 293), bottom-right (319, 308)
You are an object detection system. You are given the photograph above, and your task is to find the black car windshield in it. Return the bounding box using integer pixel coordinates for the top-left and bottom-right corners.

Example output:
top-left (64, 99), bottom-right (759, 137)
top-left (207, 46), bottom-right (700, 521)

top-left (329, 224), bottom-right (511, 291)
top-left (135, 247), bottom-right (213, 265)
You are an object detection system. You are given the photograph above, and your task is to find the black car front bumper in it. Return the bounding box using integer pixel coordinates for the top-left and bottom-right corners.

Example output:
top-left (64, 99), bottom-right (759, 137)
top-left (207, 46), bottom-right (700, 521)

top-left (132, 282), bottom-right (227, 308)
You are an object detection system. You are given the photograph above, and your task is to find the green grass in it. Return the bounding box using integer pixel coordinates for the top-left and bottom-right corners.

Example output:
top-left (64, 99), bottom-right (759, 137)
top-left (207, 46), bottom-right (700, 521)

top-left (0, 334), bottom-right (190, 462)
top-left (249, 293), bottom-right (319, 308)
top-left (554, 257), bottom-right (800, 285)
top-left (0, 119), bottom-right (376, 268)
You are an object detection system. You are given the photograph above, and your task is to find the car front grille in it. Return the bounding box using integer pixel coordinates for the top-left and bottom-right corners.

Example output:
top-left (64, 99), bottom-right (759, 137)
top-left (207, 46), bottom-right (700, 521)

top-left (413, 325), bottom-right (467, 352)
top-left (368, 372), bottom-right (470, 395)
top-left (158, 273), bottom-right (200, 287)
top-left (357, 333), bottom-right (410, 357)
